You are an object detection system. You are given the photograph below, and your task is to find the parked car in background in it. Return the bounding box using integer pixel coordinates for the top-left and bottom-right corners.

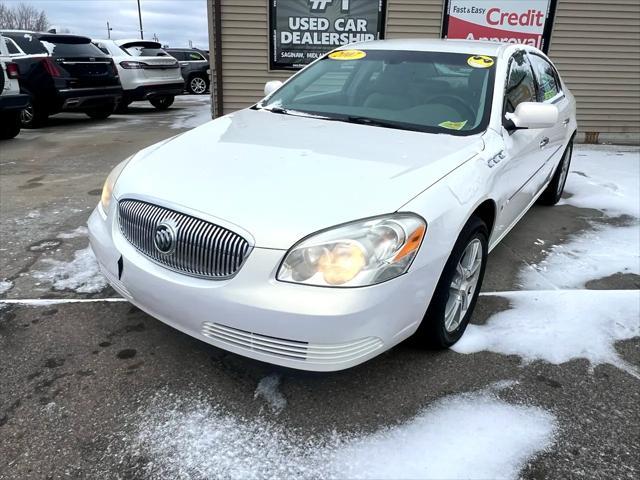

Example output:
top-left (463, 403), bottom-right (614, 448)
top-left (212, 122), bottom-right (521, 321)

top-left (89, 40), bottom-right (576, 371)
top-left (93, 39), bottom-right (183, 110)
top-left (165, 48), bottom-right (209, 94)
top-left (0, 34), bottom-right (29, 139)
top-left (0, 30), bottom-right (122, 128)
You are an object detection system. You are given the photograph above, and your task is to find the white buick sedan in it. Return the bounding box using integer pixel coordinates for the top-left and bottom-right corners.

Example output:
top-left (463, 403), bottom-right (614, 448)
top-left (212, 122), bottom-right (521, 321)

top-left (89, 39), bottom-right (576, 371)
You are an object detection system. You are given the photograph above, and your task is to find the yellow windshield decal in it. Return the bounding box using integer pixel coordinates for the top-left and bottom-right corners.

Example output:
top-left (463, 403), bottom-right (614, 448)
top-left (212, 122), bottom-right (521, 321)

top-left (329, 49), bottom-right (366, 60)
top-left (467, 55), bottom-right (494, 68)
top-left (439, 120), bottom-right (468, 130)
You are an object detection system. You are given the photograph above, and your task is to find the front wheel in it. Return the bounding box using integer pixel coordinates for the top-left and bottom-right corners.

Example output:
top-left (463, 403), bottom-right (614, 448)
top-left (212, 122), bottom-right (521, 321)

top-left (0, 111), bottom-right (22, 139)
top-left (413, 216), bottom-right (489, 348)
top-left (538, 141), bottom-right (573, 206)
top-left (149, 95), bottom-right (174, 110)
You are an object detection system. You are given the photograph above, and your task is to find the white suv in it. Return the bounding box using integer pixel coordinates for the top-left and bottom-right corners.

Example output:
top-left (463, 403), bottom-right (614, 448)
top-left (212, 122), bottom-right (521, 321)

top-left (93, 39), bottom-right (183, 111)
top-left (0, 33), bottom-right (29, 139)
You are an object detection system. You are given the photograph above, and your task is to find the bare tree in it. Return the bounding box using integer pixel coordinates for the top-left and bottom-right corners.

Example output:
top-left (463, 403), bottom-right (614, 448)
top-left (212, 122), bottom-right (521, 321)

top-left (0, 2), bottom-right (49, 31)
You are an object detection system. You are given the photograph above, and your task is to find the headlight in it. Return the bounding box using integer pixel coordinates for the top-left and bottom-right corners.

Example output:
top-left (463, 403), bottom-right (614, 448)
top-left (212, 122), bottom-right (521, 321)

top-left (99, 158), bottom-right (131, 215)
top-left (277, 214), bottom-right (426, 287)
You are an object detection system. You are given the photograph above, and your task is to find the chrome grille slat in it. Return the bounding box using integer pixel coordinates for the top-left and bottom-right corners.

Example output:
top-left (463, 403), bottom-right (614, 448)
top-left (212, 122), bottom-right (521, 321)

top-left (118, 199), bottom-right (250, 279)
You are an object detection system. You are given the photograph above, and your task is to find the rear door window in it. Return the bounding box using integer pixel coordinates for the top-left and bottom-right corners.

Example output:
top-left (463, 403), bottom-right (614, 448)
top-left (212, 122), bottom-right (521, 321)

top-left (5, 37), bottom-right (22, 55)
top-left (187, 52), bottom-right (205, 61)
top-left (169, 51), bottom-right (186, 61)
top-left (504, 51), bottom-right (537, 114)
top-left (528, 54), bottom-right (562, 102)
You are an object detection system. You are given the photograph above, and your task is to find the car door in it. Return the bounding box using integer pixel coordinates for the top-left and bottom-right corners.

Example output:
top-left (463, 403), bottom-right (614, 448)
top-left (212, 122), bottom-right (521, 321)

top-left (528, 52), bottom-right (570, 186)
top-left (493, 50), bottom-right (546, 238)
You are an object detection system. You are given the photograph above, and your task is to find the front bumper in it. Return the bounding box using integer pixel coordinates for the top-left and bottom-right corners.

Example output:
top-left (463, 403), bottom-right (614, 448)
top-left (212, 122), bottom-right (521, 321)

top-left (88, 205), bottom-right (436, 371)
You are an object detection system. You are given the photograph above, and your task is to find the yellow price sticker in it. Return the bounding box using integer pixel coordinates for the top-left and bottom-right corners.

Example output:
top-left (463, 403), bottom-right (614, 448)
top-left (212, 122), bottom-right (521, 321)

top-left (328, 49), bottom-right (367, 61)
top-left (467, 55), bottom-right (494, 68)
top-left (438, 120), bottom-right (468, 130)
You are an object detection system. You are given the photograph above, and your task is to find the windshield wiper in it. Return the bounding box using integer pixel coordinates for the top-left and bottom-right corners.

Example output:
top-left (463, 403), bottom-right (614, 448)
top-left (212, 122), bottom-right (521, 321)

top-left (252, 104), bottom-right (289, 115)
top-left (344, 116), bottom-right (424, 132)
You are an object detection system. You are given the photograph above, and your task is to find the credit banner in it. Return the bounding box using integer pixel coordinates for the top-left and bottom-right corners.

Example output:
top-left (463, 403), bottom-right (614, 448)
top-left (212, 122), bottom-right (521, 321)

top-left (442, 0), bottom-right (557, 52)
top-left (269, 0), bottom-right (386, 70)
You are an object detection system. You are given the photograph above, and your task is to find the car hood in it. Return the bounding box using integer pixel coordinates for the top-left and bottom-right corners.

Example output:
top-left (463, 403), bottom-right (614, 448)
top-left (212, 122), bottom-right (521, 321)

top-left (115, 109), bottom-right (484, 249)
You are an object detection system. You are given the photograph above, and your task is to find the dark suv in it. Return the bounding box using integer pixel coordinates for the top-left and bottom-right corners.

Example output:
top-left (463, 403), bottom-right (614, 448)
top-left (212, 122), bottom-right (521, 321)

top-left (2, 31), bottom-right (122, 127)
top-left (165, 48), bottom-right (209, 95)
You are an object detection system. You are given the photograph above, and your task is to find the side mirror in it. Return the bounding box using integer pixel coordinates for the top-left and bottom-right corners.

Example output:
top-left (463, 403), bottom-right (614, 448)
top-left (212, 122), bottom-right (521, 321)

top-left (505, 102), bottom-right (558, 130)
top-left (264, 80), bottom-right (283, 97)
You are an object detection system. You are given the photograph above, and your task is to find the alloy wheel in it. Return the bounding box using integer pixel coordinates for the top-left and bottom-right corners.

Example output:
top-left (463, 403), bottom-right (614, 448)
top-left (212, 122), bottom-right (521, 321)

top-left (190, 77), bottom-right (207, 94)
top-left (444, 238), bottom-right (483, 332)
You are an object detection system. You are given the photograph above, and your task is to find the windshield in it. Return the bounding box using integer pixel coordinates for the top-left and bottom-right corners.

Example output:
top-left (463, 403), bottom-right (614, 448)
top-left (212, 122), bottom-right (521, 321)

top-left (259, 50), bottom-right (496, 135)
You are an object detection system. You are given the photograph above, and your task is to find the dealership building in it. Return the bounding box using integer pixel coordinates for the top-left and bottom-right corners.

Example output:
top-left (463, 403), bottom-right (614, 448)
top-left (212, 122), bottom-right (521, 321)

top-left (206, 0), bottom-right (640, 143)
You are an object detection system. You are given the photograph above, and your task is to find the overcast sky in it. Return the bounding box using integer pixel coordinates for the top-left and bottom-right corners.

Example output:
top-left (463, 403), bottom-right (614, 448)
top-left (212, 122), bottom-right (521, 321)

top-left (6, 0), bottom-right (209, 49)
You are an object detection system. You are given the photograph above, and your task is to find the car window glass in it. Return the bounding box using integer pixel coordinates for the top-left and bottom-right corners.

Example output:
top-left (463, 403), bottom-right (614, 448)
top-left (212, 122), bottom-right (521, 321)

top-left (262, 50), bottom-right (496, 135)
top-left (170, 51), bottom-right (185, 60)
top-left (504, 52), bottom-right (536, 114)
top-left (5, 33), bottom-right (48, 54)
top-left (5, 37), bottom-right (20, 54)
top-left (125, 46), bottom-right (168, 57)
top-left (188, 52), bottom-right (204, 61)
top-left (529, 54), bottom-right (561, 101)
top-left (41, 41), bottom-right (107, 57)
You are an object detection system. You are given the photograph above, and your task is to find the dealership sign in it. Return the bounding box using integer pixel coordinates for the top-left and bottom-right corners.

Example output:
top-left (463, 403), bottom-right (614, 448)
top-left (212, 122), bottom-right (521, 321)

top-left (269, 0), bottom-right (387, 70)
top-left (442, 0), bottom-right (557, 52)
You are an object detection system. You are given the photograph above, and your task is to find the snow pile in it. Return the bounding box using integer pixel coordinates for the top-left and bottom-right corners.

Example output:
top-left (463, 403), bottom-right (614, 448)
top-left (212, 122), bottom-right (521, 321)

top-left (32, 246), bottom-right (107, 293)
top-left (130, 390), bottom-right (556, 480)
top-left (454, 290), bottom-right (640, 378)
top-left (0, 279), bottom-right (13, 295)
top-left (254, 374), bottom-right (287, 414)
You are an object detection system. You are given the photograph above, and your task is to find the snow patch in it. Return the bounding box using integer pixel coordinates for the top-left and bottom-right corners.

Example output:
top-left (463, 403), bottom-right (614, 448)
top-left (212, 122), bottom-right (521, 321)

top-left (32, 246), bottom-right (107, 293)
top-left (453, 290), bottom-right (640, 378)
top-left (254, 374), bottom-right (287, 414)
top-left (0, 280), bottom-right (13, 295)
top-left (520, 223), bottom-right (640, 289)
top-left (130, 390), bottom-right (556, 479)
top-left (562, 147), bottom-right (640, 218)
top-left (57, 226), bottom-right (89, 239)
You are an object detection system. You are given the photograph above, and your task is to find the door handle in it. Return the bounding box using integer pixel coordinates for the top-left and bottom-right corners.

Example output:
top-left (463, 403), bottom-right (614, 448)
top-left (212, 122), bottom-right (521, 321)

top-left (539, 137), bottom-right (550, 148)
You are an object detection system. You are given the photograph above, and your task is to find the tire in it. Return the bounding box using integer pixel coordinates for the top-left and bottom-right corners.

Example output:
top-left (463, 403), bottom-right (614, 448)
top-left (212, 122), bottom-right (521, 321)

top-left (537, 141), bottom-right (573, 206)
top-left (20, 98), bottom-right (47, 128)
top-left (86, 105), bottom-right (115, 120)
top-left (0, 111), bottom-right (21, 139)
top-left (149, 95), bottom-right (174, 110)
top-left (414, 216), bottom-right (489, 348)
top-left (187, 74), bottom-right (208, 95)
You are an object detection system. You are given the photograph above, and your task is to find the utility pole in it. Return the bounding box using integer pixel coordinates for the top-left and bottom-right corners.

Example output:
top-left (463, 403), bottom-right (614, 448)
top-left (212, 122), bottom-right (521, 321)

top-left (137, 0), bottom-right (144, 39)
top-left (106, 21), bottom-right (113, 39)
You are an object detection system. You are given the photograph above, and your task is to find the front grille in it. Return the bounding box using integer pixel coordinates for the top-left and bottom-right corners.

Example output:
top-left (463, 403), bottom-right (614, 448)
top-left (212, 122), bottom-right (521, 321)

top-left (201, 322), bottom-right (384, 364)
top-left (118, 199), bottom-right (250, 279)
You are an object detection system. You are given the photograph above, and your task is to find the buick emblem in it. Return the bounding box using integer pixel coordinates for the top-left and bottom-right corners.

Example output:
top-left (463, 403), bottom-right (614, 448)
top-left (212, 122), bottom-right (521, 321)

top-left (154, 220), bottom-right (177, 254)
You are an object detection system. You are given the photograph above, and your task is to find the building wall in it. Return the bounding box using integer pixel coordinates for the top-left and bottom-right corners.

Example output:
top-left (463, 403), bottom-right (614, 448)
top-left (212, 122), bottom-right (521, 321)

top-left (210, 0), bottom-right (640, 139)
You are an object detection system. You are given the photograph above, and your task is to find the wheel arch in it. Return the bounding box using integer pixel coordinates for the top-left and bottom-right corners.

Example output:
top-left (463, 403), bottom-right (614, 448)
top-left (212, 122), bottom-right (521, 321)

top-left (471, 199), bottom-right (497, 240)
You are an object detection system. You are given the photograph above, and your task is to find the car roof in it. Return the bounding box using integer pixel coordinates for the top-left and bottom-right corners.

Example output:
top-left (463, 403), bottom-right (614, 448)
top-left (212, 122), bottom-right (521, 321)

top-left (341, 38), bottom-right (509, 56)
